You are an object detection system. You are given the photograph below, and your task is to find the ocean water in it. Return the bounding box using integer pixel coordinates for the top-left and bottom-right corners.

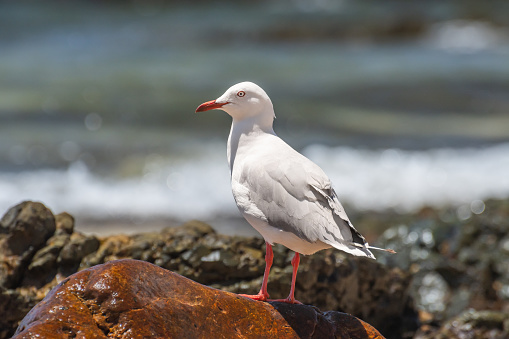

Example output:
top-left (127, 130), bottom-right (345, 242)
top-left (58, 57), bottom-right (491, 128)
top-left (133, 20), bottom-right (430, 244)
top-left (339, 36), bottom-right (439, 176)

top-left (1, 2), bottom-right (509, 234)
top-left (1, 142), bottom-right (508, 225)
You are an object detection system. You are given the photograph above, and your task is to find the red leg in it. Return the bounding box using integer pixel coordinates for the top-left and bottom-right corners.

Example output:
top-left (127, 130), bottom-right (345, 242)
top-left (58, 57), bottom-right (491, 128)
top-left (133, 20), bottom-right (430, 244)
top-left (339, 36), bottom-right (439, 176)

top-left (287, 252), bottom-right (300, 303)
top-left (239, 242), bottom-right (273, 301)
top-left (270, 252), bottom-right (302, 304)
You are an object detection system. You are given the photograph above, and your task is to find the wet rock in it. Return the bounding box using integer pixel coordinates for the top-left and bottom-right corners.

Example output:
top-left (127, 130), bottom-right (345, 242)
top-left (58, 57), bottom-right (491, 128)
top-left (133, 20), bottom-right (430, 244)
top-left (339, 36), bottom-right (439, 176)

top-left (0, 201), bottom-right (416, 339)
top-left (196, 248), bottom-right (241, 282)
top-left (217, 248), bottom-right (418, 339)
top-left (379, 201), bottom-right (509, 319)
top-left (411, 271), bottom-right (449, 317)
top-left (375, 199), bottom-right (509, 335)
top-left (0, 202), bottom-right (56, 289)
top-left (0, 202), bottom-right (98, 338)
top-left (271, 302), bottom-right (386, 339)
top-left (9, 199), bottom-right (509, 338)
top-left (13, 259), bottom-right (385, 339)
top-left (416, 309), bottom-right (509, 339)
top-left (182, 244), bottom-right (212, 267)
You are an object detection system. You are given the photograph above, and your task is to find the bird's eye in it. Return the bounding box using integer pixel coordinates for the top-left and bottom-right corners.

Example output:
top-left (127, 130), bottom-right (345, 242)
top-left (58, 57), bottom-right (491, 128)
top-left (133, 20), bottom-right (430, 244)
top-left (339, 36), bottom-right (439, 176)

top-left (237, 91), bottom-right (246, 97)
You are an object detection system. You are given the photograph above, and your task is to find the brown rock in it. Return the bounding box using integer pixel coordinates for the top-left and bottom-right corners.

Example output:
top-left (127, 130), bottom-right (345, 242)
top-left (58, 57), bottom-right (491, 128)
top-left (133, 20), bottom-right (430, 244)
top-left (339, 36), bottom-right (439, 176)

top-left (0, 202), bottom-right (56, 289)
top-left (14, 259), bottom-right (385, 339)
top-left (54, 212), bottom-right (74, 235)
top-left (22, 233), bottom-right (69, 288)
top-left (57, 232), bottom-right (100, 269)
top-left (0, 286), bottom-right (39, 339)
top-left (0, 202), bottom-right (411, 338)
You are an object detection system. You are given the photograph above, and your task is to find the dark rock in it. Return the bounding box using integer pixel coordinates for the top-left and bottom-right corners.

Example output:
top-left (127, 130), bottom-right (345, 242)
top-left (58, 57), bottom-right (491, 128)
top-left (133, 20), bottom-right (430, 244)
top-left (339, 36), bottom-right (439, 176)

top-left (162, 219), bottom-right (215, 238)
top-left (0, 202), bottom-right (98, 338)
top-left (0, 202), bottom-right (56, 289)
top-left (0, 287), bottom-right (38, 339)
top-left (415, 309), bottom-right (509, 339)
top-left (54, 212), bottom-right (74, 235)
top-left (270, 301), bottom-right (385, 339)
top-left (2, 198), bottom-right (509, 338)
top-left (13, 259), bottom-right (385, 339)
top-left (214, 248), bottom-right (417, 338)
top-left (376, 199), bottom-right (509, 327)
top-left (0, 201), bottom-right (417, 339)
top-left (22, 233), bottom-right (69, 288)
top-left (57, 232), bottom-right (100, 276)
top-left (81, 234), bottom-right (131, 267)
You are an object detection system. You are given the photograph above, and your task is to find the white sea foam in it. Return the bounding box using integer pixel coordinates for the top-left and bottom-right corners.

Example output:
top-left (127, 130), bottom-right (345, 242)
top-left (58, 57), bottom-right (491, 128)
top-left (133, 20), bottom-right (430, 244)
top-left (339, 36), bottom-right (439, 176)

top-left (304, 143), bottom-right (509, 213)
top-left (1, 143), bottom-right (509, 221)
top-left (424, 20), bottom-right (507, 53)
top-left (0, 155), bottom-right (236, 221)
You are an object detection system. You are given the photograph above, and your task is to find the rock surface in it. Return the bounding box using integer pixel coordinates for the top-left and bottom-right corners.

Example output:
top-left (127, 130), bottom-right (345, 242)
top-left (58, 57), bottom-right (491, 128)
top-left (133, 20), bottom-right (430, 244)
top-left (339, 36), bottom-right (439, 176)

top-left (13, 259), bottom-right (384, 339)
top-left (416, 309), bottom-right (509, 339)
top-left (375, 200), bottom-right (509, 338)
top-left (3, 199), bottom-right (508, 338)
top-left (0, 201), bottom-right (56, 289)
top-left (0, 201), bottom-right (415, 339)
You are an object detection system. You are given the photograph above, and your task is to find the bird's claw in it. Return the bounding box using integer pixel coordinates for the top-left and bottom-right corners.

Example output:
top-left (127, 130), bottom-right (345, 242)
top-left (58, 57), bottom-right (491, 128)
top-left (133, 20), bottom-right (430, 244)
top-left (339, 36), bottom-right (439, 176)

top-left (239, 293), bottom-right (270, 302)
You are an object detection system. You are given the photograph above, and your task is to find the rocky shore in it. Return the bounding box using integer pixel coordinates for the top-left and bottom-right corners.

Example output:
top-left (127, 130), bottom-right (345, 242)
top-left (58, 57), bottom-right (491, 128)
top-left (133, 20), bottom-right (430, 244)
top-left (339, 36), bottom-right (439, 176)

top-left (1, 200), bottom-right (508, 338)
top-left (13, 258), bottom-right (386, 339)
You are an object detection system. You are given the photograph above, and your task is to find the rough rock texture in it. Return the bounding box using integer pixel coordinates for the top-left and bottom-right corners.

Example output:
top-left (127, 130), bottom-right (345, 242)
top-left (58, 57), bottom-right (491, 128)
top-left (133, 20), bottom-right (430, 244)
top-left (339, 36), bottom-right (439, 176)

top-left (376, 199), bottom-right (509, 337)
top-left (5, 199), bottom-right (509, 338)
top-left (416, 309), bottom-right (509, 339)
top-left (0, 201), bottom-right (56, 289)
top-left (0, 202), bottom-right (99, 339)
top-left (0, 201), bottom-right (413, 338)
top-left (13, 259), bottom-right (385, 339)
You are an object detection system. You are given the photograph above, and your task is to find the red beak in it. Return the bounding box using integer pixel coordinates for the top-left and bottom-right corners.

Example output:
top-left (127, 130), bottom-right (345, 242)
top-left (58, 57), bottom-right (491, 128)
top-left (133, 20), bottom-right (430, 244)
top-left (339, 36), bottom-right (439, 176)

top-left (195, 100), bottom-right (228, 113)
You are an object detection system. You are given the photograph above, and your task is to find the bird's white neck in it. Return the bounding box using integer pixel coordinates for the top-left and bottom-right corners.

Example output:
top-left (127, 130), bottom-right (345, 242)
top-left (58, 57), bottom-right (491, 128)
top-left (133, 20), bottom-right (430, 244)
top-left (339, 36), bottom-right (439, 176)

top-left (227, 115), bottom-right (275, 173)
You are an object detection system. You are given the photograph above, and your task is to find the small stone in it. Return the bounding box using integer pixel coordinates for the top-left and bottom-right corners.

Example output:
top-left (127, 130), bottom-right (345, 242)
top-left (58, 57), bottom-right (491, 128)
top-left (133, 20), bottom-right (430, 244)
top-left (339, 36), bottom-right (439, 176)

top-left (54, 212), bottom-right (74, 235)
top-left (162, 220), bottom-right (215, 238)
top-left (58, 233), bottom-right (100, 270)
top-left (81, 235), bottom-right (131, 267)
top-left (430, 309), bottom-right (509, 338)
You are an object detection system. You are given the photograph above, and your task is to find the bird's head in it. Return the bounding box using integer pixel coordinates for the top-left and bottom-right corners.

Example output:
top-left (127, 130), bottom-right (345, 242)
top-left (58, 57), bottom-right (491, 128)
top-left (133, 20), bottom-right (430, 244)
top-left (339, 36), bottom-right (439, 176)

top-left (195, 81), bottom-right (275, 123)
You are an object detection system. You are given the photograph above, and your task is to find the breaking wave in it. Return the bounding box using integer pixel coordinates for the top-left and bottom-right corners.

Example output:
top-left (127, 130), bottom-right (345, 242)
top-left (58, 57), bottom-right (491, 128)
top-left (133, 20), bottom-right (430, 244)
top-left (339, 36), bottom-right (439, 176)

top-left (1, 143), bottom-right (508, 222)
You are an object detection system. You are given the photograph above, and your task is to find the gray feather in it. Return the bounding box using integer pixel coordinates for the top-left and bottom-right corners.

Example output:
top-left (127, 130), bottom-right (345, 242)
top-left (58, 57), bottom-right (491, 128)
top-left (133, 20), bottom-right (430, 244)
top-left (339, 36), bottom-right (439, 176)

top-left (236, 140), bottom-right (366, 250)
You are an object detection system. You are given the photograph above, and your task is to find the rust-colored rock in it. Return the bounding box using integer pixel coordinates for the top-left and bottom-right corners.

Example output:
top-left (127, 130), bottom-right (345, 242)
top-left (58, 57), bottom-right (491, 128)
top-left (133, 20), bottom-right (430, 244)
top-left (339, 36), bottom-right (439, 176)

top-left (14, 259), bottom-right (384, 339)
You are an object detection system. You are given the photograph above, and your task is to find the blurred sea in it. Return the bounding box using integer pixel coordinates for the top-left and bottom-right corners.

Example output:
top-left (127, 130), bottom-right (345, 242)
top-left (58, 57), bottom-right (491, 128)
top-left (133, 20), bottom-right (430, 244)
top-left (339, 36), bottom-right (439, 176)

top-left (1, 1), bottom-right (509, 234)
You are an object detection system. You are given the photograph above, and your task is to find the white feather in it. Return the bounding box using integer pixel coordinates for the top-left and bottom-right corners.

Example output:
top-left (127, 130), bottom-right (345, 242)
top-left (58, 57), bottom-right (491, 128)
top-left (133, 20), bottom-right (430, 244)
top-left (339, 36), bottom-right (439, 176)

top-left (205, 81), bottom-right (393, 258)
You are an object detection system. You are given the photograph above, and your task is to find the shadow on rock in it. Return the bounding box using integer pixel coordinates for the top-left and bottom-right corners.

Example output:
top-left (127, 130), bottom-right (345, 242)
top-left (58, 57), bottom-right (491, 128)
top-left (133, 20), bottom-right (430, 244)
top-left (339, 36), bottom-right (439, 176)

top-left (270, 301), bottom-right (385, 339)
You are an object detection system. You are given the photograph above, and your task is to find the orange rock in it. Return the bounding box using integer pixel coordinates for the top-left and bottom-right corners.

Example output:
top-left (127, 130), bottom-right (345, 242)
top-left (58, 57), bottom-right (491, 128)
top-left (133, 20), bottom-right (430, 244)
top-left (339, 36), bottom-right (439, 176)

top-left (14, 259), bottom-right (385, 339)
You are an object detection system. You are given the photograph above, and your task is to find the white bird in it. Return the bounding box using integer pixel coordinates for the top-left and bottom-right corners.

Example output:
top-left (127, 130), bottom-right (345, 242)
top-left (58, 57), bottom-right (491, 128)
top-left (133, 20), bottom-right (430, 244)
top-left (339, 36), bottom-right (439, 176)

top-left (195, 81), bottom-right (394, 304)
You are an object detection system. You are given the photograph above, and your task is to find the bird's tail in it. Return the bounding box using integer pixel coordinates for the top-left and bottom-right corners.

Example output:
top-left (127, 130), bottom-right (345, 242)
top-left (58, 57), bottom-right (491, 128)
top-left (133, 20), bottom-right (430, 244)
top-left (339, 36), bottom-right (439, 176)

top-left (326, 240), bottom-right (376, 260)
top-left (349, 242), bottom-right (397, 255)
top-left (365, 244), bottom-right (397, 254)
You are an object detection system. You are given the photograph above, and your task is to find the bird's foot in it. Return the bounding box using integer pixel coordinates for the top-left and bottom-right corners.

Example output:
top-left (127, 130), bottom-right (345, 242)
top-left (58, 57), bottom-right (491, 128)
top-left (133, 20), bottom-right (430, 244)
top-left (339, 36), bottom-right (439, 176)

top-left (239, 292), bottom-right (270, 302)
top-left (268, 297), bottom-right (303, 304)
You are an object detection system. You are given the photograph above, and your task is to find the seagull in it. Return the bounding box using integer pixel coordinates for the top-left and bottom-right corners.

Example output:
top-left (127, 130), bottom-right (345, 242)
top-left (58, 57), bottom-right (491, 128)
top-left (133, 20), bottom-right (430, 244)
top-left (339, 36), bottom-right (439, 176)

top-left (195, 81), bottom-right (394, 304)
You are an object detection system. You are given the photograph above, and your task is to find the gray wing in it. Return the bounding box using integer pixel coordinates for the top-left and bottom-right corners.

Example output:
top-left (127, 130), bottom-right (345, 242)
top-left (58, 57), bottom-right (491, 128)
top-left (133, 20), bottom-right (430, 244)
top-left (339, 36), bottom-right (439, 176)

top-left (240, 149), bottom-right (371, 255)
